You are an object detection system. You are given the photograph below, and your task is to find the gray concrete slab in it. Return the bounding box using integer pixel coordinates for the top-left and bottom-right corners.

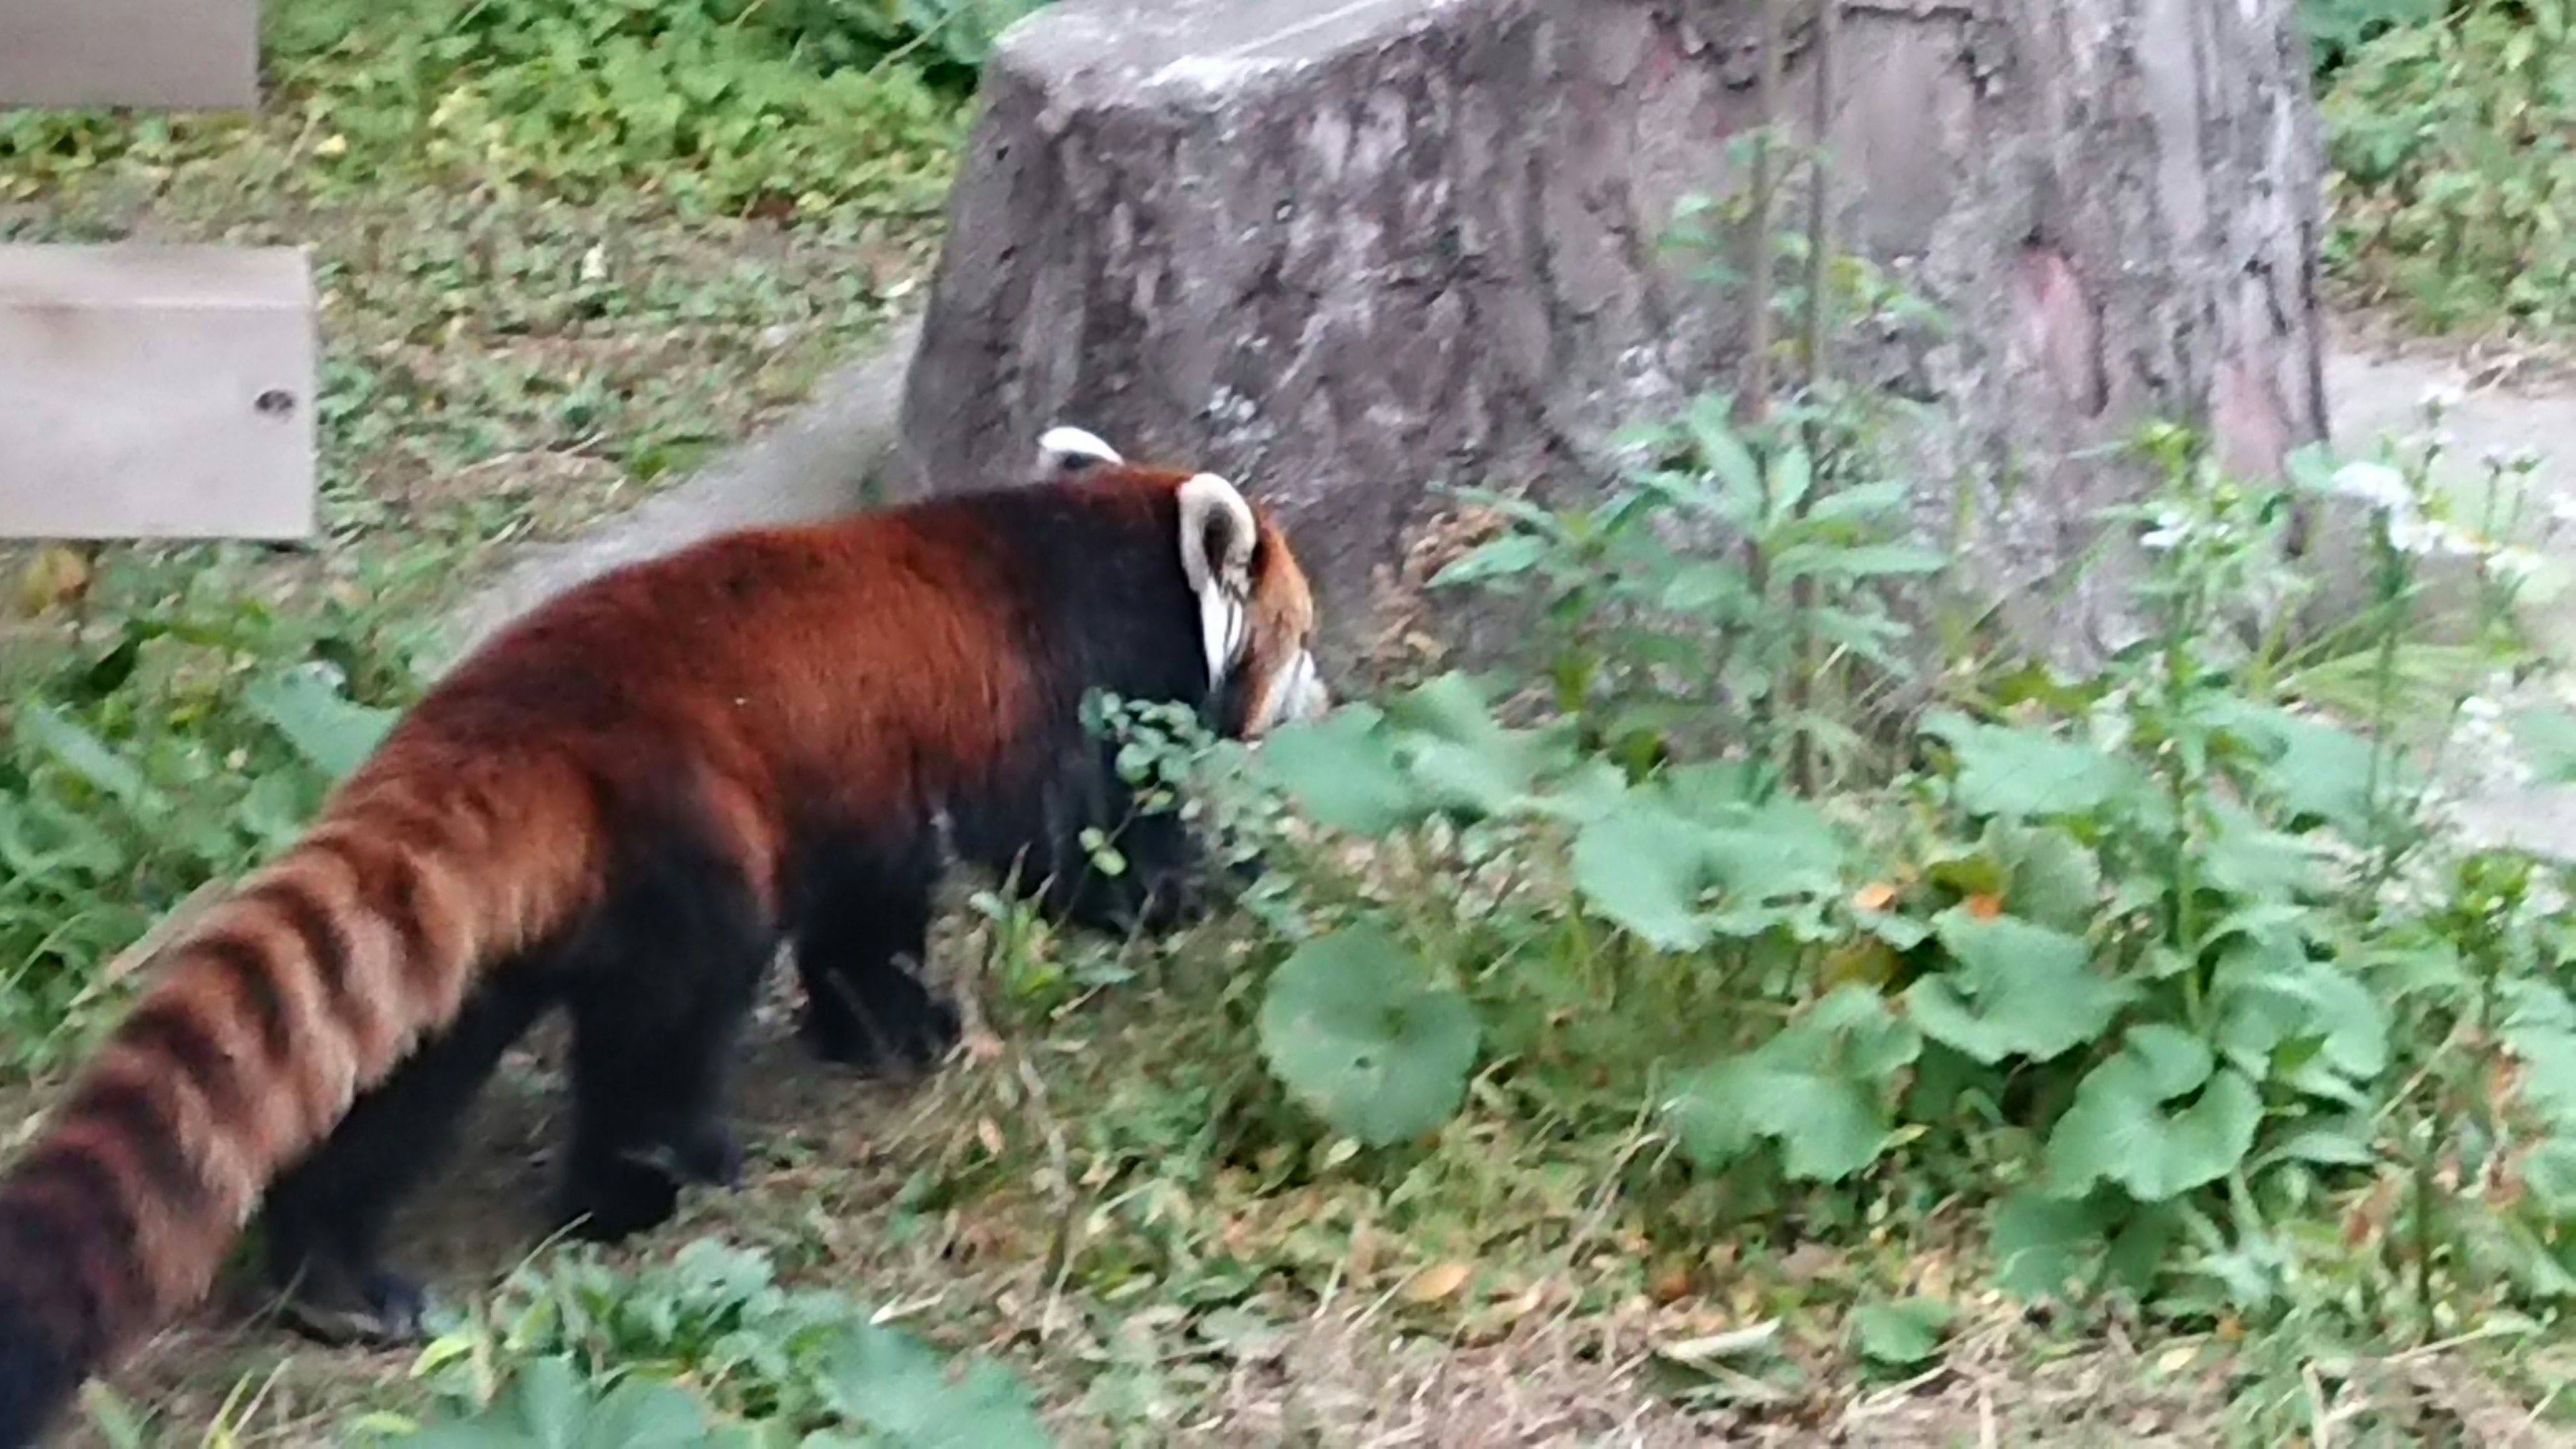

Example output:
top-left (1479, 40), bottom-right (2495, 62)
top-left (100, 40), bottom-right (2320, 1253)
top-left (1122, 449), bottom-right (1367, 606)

top-left (440, 315), bottom-right (920, 660)
top-left (2324, 341), bottom-right (2576, 859)
top-left (0, 0), bottom-right (260, 110)
top-left (0, 244), bottom-right (316, 540)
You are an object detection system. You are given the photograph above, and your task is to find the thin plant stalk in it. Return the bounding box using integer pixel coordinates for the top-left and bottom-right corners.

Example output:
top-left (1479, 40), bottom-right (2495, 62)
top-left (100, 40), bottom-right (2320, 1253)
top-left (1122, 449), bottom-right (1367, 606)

top-left (1738, 0), bottom-right (1785, 764)
top-left (1788, 0), bottom-right (1839, 796)
top-left (1741, 9), bottom-right (1784, 428)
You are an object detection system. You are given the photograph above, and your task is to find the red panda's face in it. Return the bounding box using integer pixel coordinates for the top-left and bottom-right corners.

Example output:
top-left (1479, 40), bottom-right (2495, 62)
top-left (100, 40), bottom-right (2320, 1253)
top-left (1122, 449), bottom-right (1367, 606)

top-left (1232, 519), bottom-right (1326, 740)
top-left (1034, 425), bottom-right (1330, 741)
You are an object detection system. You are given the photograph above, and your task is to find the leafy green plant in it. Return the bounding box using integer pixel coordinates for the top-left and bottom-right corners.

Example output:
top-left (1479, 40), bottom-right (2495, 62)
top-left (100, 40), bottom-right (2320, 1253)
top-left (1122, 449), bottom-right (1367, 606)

top-left (2300, 0), bottom-right (2440, 78)
top-left (1256, 923), bottom-right (1481, 1148)
top-left (1156, 371), bottom-right (2576, 1417)
top-left (0, 547), bottom-right (439, 1068)
top-left (1430, 311), bottom-right (1943, 789)
top-left (2323, 0), bottom-right (2576, 331)
top-left (372, 1239), bottom-right (1053, 1447)
top-left (2, 0), bottom-right (969, 220)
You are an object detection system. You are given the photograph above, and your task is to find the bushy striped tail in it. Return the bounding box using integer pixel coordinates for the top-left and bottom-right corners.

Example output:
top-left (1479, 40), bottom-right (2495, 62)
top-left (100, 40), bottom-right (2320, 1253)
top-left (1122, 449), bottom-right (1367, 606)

top-left (0, 756), bottom-right (599, 1446)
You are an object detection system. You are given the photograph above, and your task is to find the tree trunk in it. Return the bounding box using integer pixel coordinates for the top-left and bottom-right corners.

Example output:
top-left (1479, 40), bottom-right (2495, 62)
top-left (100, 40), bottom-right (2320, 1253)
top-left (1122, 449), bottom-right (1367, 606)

top-left (895, 0), bottom-right (2328, 680)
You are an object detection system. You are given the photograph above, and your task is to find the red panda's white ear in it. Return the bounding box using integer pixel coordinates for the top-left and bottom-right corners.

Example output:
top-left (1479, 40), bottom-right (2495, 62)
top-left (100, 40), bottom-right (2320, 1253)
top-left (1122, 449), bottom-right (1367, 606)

top-left (1177, 472), bottom-right (1256, 684)
top-left (1036, 425), bottom-right (1122, 477)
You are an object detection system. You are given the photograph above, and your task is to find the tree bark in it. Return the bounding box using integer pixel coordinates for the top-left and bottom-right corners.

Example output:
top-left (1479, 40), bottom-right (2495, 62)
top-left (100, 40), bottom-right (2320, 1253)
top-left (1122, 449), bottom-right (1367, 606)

top-left (895, 0), bottom-right (2328, 679)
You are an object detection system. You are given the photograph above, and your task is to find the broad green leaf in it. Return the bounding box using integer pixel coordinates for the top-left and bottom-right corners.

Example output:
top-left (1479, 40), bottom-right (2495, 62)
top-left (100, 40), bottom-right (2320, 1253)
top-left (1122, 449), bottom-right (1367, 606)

top-left (1672, 1056), bottom-right (1892, 1181)
top-left (1660, 559), bottom-right (1748, 613)
top-left (1988, 1189), bottom-right (2108, 1302)
top-left (1988, 820), bottom-right (2103, 932)
top-left (2046, 1030), bottom-right (2262, 1202)
top-left (816, 1325), bottom-right (1053, 1448)
top-left (1661, 757), bottom-right (1775, 813)
top-left (2121, 1024), bottom-right (2216, 1096)
top-left (1572, 794), bottom-right (1847, 950)
top-left (1666, 985), bottom-right (1919, 1183)
top-left (2103, 1204), bottom-right (2181, 1299)
top-left (2259, 1124), bottom-right (2377, 1170)
top-left (576, 1380), bottom-right (724, 1449)
top-left (1923, 846), bottom-right (2008, 900)
top-left (2521, 1136), bottom-right (2576, 1215)
top-left (2212, 942), bottom-right (2389, 1089)
top-left (2512, 704), bottom-right (2576, 786)
top-left (1258, 925), bottom-right (1481, 1146)
top-left (1770, 542), bottom-right (1946, 582)
top-left (404, 1358), bottom-right (715, 1449)
top-left (2199, 799), bottom-right (2317, 902)
top-left (2501, 978), bottom-right (2576, 1032)
top-left (15, 703), bottom-right (158, 814)
top-left (1766, 442), bottom-right (1815, 523)
top-left (1801, 479), bottom-right (1913, 525)
top-left (1571, 801), bottom-right (1721, 951)
top-left (1905, 909), bottom-right (2132, 1064)
top-left (1850, 1297), bottom-right (1957, 1366)
top-left (1923, 712), bottom-right (2145, 820)
top-left (2204, 699), bottom-right (2387, 837)
top-left (1381, 672), bottom-right (1578, 819)
top-left (1428, 533), bottom-right (1550, 589)
top-left (1682, 392), bottom-right (1762, 498)
top-left (1697, 798), bottom-right (1849, 899)
top-left (2502, 1013), bottom-right (2576, 1129)
top-left (244, 667), bottom-right (398, 782)
top-left (1254, 705), bottom-right (1418, 834)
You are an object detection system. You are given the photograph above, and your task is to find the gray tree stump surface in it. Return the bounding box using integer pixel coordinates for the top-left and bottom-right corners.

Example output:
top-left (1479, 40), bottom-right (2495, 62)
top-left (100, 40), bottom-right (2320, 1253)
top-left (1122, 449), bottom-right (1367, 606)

top-left (896, 0), bottom-right (2328, 674)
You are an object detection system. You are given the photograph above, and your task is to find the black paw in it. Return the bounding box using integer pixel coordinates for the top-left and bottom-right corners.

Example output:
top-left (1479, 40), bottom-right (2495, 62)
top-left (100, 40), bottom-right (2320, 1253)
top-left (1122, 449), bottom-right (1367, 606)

top-left (559, 1157), bottom-right (682, 1243)
top-left (672, 1116), bottom-right (745, 1187)
top-left (1224, 851), bottom-right (1269, 892)
top-left (559, 1117), bottom-right (740, 1242)
top-left (800, 981), bottom-right (961, 1079)
top-left (1042, 866), bottom-right (1210, 938)
top-left (0, 1283), bottom-right (80, 1445)
top-left (276, 1267), bottom-right (431, 1348)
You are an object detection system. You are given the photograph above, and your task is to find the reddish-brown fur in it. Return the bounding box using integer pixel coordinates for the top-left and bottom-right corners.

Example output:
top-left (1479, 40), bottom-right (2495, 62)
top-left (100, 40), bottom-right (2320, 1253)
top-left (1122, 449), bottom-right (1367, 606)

top-left (0, 462), bottom-right (1320, 1445)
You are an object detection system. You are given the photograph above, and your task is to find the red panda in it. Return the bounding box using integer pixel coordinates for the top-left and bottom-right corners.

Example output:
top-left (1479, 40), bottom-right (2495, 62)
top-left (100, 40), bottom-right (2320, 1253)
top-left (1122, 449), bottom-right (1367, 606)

top-left (0, 431), bottom-right (1326, 1446)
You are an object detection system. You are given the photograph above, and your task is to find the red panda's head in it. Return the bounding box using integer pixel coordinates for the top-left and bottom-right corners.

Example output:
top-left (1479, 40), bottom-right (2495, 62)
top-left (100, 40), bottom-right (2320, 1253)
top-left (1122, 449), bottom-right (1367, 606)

top-left (1037, 427), bottom-right (1328, 741)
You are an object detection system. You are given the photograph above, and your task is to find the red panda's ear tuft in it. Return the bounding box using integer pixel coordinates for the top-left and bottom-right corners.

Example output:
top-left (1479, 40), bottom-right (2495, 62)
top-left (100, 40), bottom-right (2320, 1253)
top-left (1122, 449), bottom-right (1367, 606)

top-left (1035, 426), bottom-right (1124, 479)
top-left (1176, 472), bottom-right (1256, 685)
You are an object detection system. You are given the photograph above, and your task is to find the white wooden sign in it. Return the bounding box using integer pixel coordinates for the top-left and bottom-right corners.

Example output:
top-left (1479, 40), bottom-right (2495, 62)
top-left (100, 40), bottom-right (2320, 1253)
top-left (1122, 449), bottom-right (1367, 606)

top-left (0, 0), bottom-right (260, 110)
top-left (0, 0), bottom-right (318, 542)
top-left (0, 245), bottom-right (317, 539)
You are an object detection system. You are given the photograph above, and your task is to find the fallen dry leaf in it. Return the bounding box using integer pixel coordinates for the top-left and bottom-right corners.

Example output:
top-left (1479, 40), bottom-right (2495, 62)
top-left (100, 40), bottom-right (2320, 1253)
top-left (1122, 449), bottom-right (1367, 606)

top-left (14, 543), bottom-right (95, 616)
top-left (1405, 1260), bottom-right (1475, 1304)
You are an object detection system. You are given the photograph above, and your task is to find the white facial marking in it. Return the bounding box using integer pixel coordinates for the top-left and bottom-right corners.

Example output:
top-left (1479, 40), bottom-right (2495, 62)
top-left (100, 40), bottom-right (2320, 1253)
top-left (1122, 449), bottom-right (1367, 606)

top-left (1036, 425), bottom-right (1123, 474)
top-left (1248, 647), bottom-right (1328, 737)
top-left (1199, 588), bottom-right (1244, 685)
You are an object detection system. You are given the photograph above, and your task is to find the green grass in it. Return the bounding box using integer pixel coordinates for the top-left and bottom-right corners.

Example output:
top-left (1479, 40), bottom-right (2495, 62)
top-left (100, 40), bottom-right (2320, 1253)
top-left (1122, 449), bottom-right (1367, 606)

top-left (2, 0), bottom-right (963, 558)
top-left (2318, 0), bottom-right (2576, 335)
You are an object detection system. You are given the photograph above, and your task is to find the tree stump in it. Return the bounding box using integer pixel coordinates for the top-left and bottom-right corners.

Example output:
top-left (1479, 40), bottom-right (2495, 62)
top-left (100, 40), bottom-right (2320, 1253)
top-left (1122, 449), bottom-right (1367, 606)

top-left (895, 0), bottom-right (2329, 678)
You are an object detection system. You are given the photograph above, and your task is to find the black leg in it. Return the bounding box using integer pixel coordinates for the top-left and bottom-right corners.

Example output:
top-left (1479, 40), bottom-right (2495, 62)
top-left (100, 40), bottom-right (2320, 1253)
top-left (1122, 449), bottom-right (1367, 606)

top-left (555, 846), bottom-right (775, 1243)
top-left (1030, 810), bottom-right (1197, 935)
top-left (258, 971), bottom-right (552, 1347)
top-left (1028, 756), bottom-right (1213, 938)
top-left (790, 837), bottom-right (959, 1078)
